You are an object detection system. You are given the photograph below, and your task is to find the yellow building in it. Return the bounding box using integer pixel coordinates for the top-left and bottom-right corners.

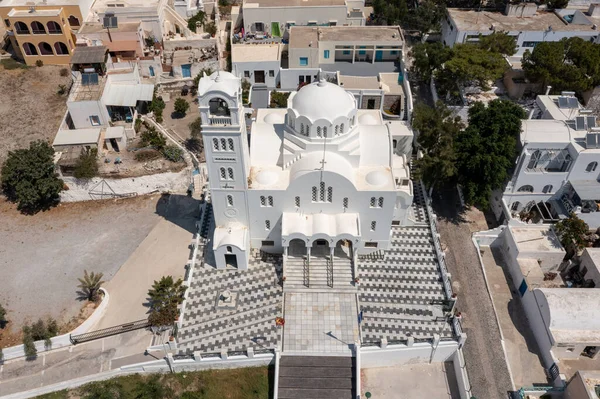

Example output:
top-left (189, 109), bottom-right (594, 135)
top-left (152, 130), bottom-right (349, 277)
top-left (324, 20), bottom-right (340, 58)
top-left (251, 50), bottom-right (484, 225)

top-left (1, 0), bottom-right (94, 65)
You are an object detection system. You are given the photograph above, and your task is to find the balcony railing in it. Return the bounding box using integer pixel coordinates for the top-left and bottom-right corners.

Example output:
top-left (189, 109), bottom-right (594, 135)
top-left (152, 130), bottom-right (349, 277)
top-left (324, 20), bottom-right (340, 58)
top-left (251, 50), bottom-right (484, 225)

top-left (14, 28), bottom-right (30, 35)
top-left (32, 29), bottom-right (46, 35)
top-left (208, 115), bottom-right (232, 126)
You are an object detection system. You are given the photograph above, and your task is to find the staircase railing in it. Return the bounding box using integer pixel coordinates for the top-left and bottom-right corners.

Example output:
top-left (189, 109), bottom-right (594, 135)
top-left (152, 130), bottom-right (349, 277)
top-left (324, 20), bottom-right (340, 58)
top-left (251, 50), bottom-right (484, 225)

top-left (327, 256), bottom-right (333, 288)
top-left (303, 256), bottom-right (309, 287)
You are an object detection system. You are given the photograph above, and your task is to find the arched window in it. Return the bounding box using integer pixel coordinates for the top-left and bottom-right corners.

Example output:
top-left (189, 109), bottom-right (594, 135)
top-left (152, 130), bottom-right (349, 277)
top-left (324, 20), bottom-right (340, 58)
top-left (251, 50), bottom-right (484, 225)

top-left (14, 21), bottom-right (29, 34)
top-left (220, 138), bottom-right (227, 151)
top-left (327, 186), bottom-right (333, 202)
top-left (586, 162), bottom-right (598, 172)
top-left (226, 245), bottom-right (233, 253)
top-left (517, 185), bottom-right (534, 193)
top-left (334, 125), bottom-right (339, 136)
top-left (312, 186), bottom-right (317, 201)
top-left (306, 125), bottom-right (310, 135)
top-left (268, 196), bottom-right (274, 206)
top-left (295, 196), bottom-right (300, 207)
top-left (378, 197), bottom-right (384, 207)
top-left (54, 41), bottom-right (69, 55)
top-left (319, 181), bottom-right (325, 202)
top-left (343, 197), bottom-right (348, 208)
top-left (227, 167), bottom-right (234, 180)
top-left (340, 123), bottom-right (345, 134)
top-left (220, 167), bottom-right (226, 180)
top-left (31, 21), bottom-right (46, 34)
top-left (370, 197), bottom-right (376, 207)
top-left (511, 202), bottom-right (521, 211)
top-left (265, 220), bottom-right (271, 230)
top-left (213, 138), bottom-right (219, 150)
top-left (226, 195), bottom-right (234, 206)
top-left (22, 42), bottom-right (37, 55)
top-left (316, 126), bottom-right (321, 137)
top-left (370, 221), bottom-right (377, 231)
top-left (38, 42), bottom-right (53, 55)
top-left (323, 126), bottom-right (327, 137)
top-left (260, 196), bottom-right (266, 206)
top-left (527, 150), bottom-right (541, 170)
top-left (227, 138), bottom-right (234, 151)
top-left (300, 123), bottom-right (305, 135)
top-left (542, 185), bottom-right (553, 194)
top-left (47, 21), bottom-right (62, 34)
top-left (68, 15), bottom-right (80, 27)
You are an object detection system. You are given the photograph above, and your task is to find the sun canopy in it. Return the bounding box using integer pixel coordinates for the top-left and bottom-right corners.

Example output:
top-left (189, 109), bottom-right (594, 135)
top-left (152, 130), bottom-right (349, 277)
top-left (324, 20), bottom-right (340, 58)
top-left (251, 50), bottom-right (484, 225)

top-left (103, 83), bottom-right (154, 106)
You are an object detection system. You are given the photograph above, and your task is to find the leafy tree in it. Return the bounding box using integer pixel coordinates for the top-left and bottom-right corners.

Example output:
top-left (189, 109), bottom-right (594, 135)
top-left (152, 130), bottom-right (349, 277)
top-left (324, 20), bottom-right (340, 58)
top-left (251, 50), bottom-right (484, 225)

top-left (147, 276), bottom-right (187, 327)
top-left (141, 127), bottom-right (167, 150)
top-left (204, 22), bottom-right (217, 37)
top-left (409, 42), bottom-right (452, 83)
top-left (522, 38), bottom-right (600, 95)
top-left (0, 303), bottom-right (6, 328)
top-left (412, 102), bottom-right (463, 190)
top-left (23, 333), bottom-right (37, 359)
top-left (545, 0), bottom-right (569, 9)
top-left (407, 0), bottom-right (446, 37)
top-left (77, 270), bottom-right (105, 302)
top-left (1, 140), bottom-right (63, 214)
top-left (162, 145), bottom-right (184, 162)
top-left (189, 117), bottom-right (202, 137)
top-left (270, 91), bottom-right (290, 108)
top-left (371, 0), bottom-right (408, 25)
top-left (438, 44), bottom-right (509, 91)
top-left (134, 375), bottom-right (173, 399)
top-left (81, 380), bottom-right (125, 399)
top-left (73, 148), bottom-right (98, 180)
top-left (479, 31), bottom-right (517, 56)
top-left (174, 98), bottom-right (190, 116)
top-left (455, 99), bottom-right (526, 208)
top-left (187, 11), bottom-right (206, 33)
top-left (555, 213), bottom-right (589, 253)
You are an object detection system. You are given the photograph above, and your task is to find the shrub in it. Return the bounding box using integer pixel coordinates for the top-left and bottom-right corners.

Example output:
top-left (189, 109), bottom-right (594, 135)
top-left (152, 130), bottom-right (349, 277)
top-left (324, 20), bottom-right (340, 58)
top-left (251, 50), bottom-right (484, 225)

top-left (77, 270), bottom-right (105, 302)
top-left (162, 145), bottom-right (184, 162)
top-left (134, 117), bottom-right (142, 132)
top-left (155, 108), bottom-right (164, 123)
top-left (1, 140), bottom-right (63, 214)
top-left (189, 117), bottom-right (202, 137)
top-left (141, 127), bottom-right (167, 150)
top-left (59, 68), bottom-right (69, 77)
top-left (35, 59), bottom-right (43, 67)
top-left (204, 22), bottom-right (217, 36)
top-left (0, 303), bottom-right (6, 328)
top-left (134, 149), bottom-right (162, 162)
top-left (73, 148), bottom-right (98, 179)
top-left (187, 10), bottom-right (206, 33)
top-left (1, 58), bottom-right (28, 70)
top-left (57, 84), bottom-right (67, 96)
top-left (269, 91), bottom-right (290, 108)
top-left (174, 98), bottom-right (190, 116)
top-left (23, 334), bottom-right (37, 359)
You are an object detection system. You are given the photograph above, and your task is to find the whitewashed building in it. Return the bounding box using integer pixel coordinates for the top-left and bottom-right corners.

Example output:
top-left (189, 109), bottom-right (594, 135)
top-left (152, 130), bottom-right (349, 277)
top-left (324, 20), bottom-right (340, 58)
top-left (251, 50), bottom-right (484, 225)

top-left (198, 71), bottom-right (414, 269)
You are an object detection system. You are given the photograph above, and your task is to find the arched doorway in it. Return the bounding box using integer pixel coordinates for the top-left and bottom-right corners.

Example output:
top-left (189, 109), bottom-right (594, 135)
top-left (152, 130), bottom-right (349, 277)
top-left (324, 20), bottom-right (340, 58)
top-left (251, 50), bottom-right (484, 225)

top-left (311, 239), bottom-right (330, 257)
top-left (334, 239), bottom-right (352, 259)
top-left (288, 239), bottom-right (306, 257)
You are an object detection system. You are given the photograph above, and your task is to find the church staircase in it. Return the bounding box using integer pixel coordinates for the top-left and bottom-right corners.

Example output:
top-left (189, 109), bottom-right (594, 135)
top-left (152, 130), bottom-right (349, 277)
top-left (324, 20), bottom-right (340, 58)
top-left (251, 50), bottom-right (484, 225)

top-left (284, 255), bottom-right (355, 292)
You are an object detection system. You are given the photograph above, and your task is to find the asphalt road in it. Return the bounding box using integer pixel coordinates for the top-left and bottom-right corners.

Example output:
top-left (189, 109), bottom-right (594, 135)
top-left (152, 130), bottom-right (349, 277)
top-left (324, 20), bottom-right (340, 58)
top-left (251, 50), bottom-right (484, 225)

top-left (433, 186), bottom-right (514, 399)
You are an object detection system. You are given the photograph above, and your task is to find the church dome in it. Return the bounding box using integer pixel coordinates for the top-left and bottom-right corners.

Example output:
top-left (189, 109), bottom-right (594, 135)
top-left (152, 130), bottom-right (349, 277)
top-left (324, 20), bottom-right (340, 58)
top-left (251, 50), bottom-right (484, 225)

top-left (290, 79), bottom-right (356, 122)
top-left (358, 113), bottom-right (379, 125)
top-left (365, 170), bottom-right (389, 187)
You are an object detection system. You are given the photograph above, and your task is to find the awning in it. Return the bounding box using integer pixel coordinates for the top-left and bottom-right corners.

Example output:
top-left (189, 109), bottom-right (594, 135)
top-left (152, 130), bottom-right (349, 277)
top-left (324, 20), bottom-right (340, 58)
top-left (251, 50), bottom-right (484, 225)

top-left (282, 212), bottom-right (360, 243)
top-left (570, 180), bottom-right (600, 201)
top-left (70, 46), bottom-right (108, 64)
top-left (103, 83), bottom-right (154, 106)
top-left (53, 128), bottom-right (101, 147)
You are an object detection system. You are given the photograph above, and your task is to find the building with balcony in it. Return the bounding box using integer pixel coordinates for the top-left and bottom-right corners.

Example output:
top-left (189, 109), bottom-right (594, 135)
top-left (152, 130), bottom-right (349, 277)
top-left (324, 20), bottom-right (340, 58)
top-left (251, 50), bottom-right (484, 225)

top-left (501, 92), bottom-right (600, 228)
top-left (198, 71), bottom-right (413, 270)
top-left (0, 0), bottom-right (94, 65)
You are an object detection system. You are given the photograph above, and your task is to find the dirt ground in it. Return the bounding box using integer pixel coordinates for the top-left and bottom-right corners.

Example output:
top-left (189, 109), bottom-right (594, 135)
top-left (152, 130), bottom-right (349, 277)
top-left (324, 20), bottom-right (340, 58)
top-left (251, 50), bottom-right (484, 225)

top-left (161, 90), bottom-right (199, 142)
top-left (0, 195), bottom-right (166, 341)
top-left (0, 63), bottom-right (70, 168)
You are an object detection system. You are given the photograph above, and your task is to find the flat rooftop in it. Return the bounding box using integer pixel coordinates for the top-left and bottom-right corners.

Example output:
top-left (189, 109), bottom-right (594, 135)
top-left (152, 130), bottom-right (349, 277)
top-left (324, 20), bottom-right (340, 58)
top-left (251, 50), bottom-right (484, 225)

top-left (243, 0), bottom-right (346, 8)
top-left (0, 0), bottom-right (79, 7)
top-left (289, 26), bottom-right (403, 48)
top-left (79, 21), bottom-right (140, 34)
top-left (338, 75), bottom-right (380, 90)
top-left (448, 8), bottom-right (600, 32)
top-left (509, 225), bottom-right (564, 254)
top-left (521, 120), bottom-right (578, 144)
top-left (232, 43), bottom-right (280, 62)
top-left (7, 8), bottom-right (61, 16)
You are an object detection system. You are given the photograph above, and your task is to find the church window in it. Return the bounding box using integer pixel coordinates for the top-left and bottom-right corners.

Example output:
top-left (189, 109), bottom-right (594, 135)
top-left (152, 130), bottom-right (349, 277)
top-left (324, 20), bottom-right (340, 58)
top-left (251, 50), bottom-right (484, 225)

top-left (220, 138), bottom-right (227, 151)
top-left (378, 197), bottom-right (384, 207)
top-left (335, 125), bottom-right (339, 136)
top-left (343, 197), bottom-right (348, 208)
top-left (301, 123), bottom-right (305, 135)
top-left (213, 138), bottom-right (219, 150)
top-left (295, 196), bottom-right (300, 207)
top-left (220, 167), bottom-right (226, 180)
top-left (268, 196), bottom-right (274, 206)
top-left (265, 220), bottom-right (271, 230)
top-left (340, 123), bottom-right (345, 134)
top-left (319, 182), bottom-right (325, 202)
top-left (323, 126), bottom-right (327, 137)
top-left (227, 167), bottom-right (234, 180)
top-left (370, 221), bottom-right (377, 231)
top-left (327, 186), bottom-right (333, 202)
top-left (260, 196), bottom-right (266, 206)
top-left (306, 125), bottom-right (310, 135)
top-left (227, 138), bottom-right (234, 151)
top-left (370, 197), bottom-right (376, 207)
top-left (316, 126), bottom-right (322, 137)
top-left (226, 195), bottom-right (234, 207)
top-left (312, 186), bottom-right (317, 201)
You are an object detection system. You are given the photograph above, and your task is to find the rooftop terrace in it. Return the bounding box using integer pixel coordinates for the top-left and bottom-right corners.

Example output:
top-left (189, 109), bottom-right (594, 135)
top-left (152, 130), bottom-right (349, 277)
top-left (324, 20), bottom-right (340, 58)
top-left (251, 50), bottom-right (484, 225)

top-left (289, 26), bottom-right (403, 48)
top-left (243, 0), bottom-right (346, 8)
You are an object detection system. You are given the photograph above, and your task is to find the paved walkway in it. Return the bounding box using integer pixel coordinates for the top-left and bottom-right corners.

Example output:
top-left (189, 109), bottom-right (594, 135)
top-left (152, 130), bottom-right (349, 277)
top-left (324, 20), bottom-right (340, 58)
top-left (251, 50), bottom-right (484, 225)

top-left (433, 186), bottom-right (513, 399)
top-left (283, 292), bottom-right (358, 354)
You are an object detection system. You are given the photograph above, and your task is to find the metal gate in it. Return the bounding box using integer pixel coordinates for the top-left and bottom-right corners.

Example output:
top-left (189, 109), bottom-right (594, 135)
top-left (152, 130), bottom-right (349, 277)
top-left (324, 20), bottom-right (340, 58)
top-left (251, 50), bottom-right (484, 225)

top-left (69, 319), bottom-right (150, 345)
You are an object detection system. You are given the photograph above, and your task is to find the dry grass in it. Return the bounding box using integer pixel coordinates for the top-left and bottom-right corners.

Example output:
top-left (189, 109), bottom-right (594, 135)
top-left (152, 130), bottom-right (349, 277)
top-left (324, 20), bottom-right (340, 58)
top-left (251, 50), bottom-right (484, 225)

top-left (0, 63), bottom-right (70, 169)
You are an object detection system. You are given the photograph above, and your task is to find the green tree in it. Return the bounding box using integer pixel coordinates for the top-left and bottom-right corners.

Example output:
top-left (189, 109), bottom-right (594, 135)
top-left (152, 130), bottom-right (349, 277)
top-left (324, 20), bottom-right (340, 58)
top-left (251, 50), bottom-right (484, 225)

top-left (1, 140), bottom-right (63, 214)
top-left (162, 145), bottom-right (184, 162)
top-left (372, 0), bottom-right (408, 25)
top-left (187, 11), bottom-right (206, 33)
top-left (479, 31), bottom-right (517, 56)
top-left (546, 0), bottom-right (569, 9)
top-left (455, 99), bottom-right (526, 208)
top-left (409, 42), bottom-right (452, 83)
top-left (555, 213), bottom-right (589, 254)
top-left (522, 38), bottom-right (600, 94)
top-left (0, 303), bottom-right (6, 329)
top-left (204, 22), bottom-right (217, 36)
top-left (134, 375), bottom-right (173, 399)
top-left (270, 91), bottom-right (290, 108)
top-left (147, 276), bottom-right (187, 327)
top-left (73, 148), bottom-right (98, 180)
top-left (412, 102), bottom-right (463, 191)
top-left (141, 127), bottom-right (167, 150)
top-left (189, 117), bottom-right (202, 137)
top-left (81, 380), bottom-right (125, 399)
top-left (174, 98), bottom-right (190, 116)
top-left (77, 270), bottom-right (105, 302)
top-left (407, 0), bottom-right (446, 37)
top-left (22, 333), bottom-right (37, 359)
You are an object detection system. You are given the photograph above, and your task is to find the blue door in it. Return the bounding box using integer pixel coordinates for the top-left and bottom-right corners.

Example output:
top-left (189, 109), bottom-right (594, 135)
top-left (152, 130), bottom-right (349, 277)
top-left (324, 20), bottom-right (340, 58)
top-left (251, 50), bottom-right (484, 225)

top-left (375, 50), bottom-right (383, 61)
top-left (149, 66), bottom-right (155, 77)
top-left (181, 64), bottom-right (192, 78)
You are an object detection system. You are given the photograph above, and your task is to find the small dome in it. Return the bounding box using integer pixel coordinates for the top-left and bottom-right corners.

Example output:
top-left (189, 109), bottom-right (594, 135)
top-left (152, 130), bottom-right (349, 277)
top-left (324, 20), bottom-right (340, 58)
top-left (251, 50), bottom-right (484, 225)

top-left (291, 79), bottom-right (355, 122)
top-left (359, 113), bottom-right (379, 125)
top-left (209, 70), bottom-right (237, 81)
top-left (264, 112), bottom-right (285, 124)
top-left (365, 171), bottom-right (389, 187)
top-left (255, 170), bottom-right (278, 186)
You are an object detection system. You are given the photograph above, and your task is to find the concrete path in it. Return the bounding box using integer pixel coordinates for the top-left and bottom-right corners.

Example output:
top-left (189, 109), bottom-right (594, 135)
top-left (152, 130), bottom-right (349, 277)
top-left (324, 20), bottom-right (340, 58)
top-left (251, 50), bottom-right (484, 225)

top-left (433, 187), bottom-right (513, 399)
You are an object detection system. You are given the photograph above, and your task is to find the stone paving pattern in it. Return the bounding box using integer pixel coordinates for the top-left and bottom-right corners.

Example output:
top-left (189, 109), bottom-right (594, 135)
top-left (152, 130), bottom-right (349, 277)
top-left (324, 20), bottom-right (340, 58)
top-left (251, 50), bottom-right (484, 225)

top-left (283, 292), bottom-right (358, 353)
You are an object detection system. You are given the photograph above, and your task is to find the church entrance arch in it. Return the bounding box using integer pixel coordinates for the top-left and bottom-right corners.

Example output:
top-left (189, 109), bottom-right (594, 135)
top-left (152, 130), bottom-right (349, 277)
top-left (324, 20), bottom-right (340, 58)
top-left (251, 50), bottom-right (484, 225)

top-left (288, 239), bottom-right (307, 257)
top-left (311, 239), bottom-right (330, 257)
top-left (334, 239), bottom-right (352, 259)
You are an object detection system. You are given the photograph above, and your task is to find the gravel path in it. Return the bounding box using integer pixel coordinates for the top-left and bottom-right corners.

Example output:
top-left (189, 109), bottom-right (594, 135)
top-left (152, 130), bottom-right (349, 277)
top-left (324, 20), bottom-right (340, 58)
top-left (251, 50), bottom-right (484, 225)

top-left (433, 187), bottom-right (513, 399)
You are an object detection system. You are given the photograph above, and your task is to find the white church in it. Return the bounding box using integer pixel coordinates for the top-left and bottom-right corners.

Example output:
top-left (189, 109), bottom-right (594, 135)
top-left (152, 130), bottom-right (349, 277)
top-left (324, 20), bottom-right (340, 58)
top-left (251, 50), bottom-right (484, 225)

top-left (197, 71), bottom-right (414, 270)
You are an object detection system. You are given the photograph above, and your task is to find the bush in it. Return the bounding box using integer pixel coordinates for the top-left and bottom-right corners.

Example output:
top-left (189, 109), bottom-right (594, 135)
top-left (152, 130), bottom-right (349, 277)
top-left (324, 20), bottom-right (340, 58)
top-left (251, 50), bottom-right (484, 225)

top-left (162, 145), bottom-right (184, 162)
top-left (174, 98), bottom-right (190, 116)
top-left (269, 91), bottom-right (290, 108)
top-left (1, 140), bottom-right (63, 214)
top-left (134, 117), bottom-right (142, 132)
top-left (141, 127), bottom-right (167, 150)
top-left (0, 303), bottom-right (6, 328)
top-left (189, 117), bottom-right (202, 137)
top-left (187, 10), bottom-right (206, 33)
top-left (23, 334), bottom-right (37, 359)
top-left (59, 68), bottom-right (69, 77)
top-left (1, 58), bottom-right (28, 70)
top-left (21, 317), bottom-right (57, 359)
top-left (35, 59), bottom-right (43, 67)
top-left (57, 84), bottom-right (67, 96)
top-left (155, 108), bottom-right (163, 123)
top-left (73, 148), bottom-right (98, 179)
top-left (134, 149), bottom-right (162, 162)
top-left (204, 22), bottom-right (217, 36)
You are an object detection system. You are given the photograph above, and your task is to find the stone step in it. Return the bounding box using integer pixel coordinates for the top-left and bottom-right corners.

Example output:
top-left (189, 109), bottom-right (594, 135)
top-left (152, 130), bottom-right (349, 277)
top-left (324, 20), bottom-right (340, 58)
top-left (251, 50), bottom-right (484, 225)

top-left (278, 388), bottom-right (353, 399)
top-left (279, 367), bottom-right (353, 378)
top-left (283, 286), bottom-right (358, 293)
top-left (279, 377), bottom-right (353, 389)
top-left (281, 356), bottom-right (353, 367)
